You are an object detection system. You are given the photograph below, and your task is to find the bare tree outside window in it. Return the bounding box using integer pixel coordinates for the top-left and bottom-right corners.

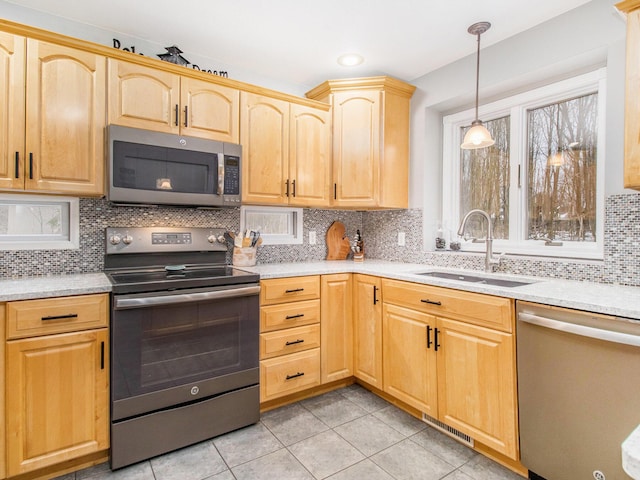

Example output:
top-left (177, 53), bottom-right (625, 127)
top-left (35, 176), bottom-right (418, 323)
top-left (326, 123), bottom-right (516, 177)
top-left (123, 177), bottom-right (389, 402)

top-left (460, 116), bottom-right (510, 240)
top-left (527, 93), bottom-right (597, 242)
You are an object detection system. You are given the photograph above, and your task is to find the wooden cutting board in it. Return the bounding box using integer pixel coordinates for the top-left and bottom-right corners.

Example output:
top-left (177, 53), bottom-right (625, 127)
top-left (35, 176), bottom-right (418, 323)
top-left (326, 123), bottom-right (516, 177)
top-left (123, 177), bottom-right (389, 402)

top-left (326, 221), bottom-right (351, 260)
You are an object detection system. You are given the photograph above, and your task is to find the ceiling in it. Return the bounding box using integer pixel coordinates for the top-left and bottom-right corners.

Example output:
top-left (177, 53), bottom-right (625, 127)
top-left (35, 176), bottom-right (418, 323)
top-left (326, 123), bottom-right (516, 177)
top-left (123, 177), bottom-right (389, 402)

top-left (5, 0), bottom-right (595, 90)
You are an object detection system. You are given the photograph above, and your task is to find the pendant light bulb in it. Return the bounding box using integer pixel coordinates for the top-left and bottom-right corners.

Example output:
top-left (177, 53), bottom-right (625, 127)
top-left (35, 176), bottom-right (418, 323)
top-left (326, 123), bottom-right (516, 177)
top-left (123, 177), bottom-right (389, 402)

top-left (461, 21), bottom-right (495, 150)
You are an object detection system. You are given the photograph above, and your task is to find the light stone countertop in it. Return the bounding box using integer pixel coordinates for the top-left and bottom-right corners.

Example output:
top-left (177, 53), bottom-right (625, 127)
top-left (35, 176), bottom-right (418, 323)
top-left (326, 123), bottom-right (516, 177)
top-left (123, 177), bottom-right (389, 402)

top-left (1, 261), bottom-right (639, 321)
top-left (623, 426), bottom-right (640, 479)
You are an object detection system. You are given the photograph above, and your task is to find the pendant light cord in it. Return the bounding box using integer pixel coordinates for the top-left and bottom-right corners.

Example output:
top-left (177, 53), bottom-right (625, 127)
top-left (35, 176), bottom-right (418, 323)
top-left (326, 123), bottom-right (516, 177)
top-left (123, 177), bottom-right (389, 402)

top-left (474, 32), bottom-right (481, 122)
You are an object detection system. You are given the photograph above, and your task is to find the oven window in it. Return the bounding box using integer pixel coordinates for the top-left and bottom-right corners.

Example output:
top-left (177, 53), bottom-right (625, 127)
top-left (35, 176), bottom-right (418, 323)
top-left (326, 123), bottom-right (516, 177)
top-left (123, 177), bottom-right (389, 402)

top-left (112, 140), bottom-right (216, 194)
top-left (111, 294), bottom-right (258, 401)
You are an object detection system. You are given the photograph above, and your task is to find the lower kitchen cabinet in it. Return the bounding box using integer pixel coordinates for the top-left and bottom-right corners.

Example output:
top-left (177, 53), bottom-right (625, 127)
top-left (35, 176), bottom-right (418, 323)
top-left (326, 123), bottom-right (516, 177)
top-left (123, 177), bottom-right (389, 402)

top-left (4, 294), bottom-right (109, 477)
top-left (320, 274), bottom-right (353, 384)
top-left (353, 274), bottom-right (383, 388)
top-left (0, 304), bottom-right (5, 480)
top-left (381, 279), bottom-right (519, 460)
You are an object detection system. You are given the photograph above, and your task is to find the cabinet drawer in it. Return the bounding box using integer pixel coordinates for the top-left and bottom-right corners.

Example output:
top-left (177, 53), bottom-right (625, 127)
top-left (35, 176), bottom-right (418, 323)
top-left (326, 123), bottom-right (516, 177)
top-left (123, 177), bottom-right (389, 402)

top-left (260, 276), bottom-right (320, 305)
top-left (6, 293), bottom-right (109, 339)
top-left (260, 299), bottom-right (320, 332)
top-left (260, 324), bottom-right (320, 359)
top-left (260, 348), bottom-right (320, 402)
top-left (382, 279), bottom-right (513, 332)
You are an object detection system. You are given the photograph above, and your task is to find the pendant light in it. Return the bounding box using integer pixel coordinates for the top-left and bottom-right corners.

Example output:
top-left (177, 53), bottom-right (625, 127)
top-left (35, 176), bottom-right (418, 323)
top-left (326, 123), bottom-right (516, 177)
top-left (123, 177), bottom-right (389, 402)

top-left (461, 22), bottom-right (495, 150)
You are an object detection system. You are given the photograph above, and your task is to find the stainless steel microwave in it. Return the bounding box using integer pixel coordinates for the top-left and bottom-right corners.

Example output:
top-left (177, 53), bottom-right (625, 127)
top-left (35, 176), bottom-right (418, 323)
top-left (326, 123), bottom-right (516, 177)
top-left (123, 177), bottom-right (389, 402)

top-left (107, 125), bottom-right (241, 207)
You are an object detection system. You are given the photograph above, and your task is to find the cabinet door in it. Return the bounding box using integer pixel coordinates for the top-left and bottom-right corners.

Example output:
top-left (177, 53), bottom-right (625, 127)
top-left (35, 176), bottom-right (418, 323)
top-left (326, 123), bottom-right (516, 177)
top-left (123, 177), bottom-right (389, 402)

top-left (436, 317), bottom-right (518, 459)
top-left (289, 103), bottom-right (331, 207)
top-left (320, 274), bottom-right (353, 383)
top-left (382, 303), bottom-right (437, 416)
top-left (623, 8), bottom-right (640, 189)
top-left (0, 32), bottom-right (25, 191)
top-left (353, 274), bottom-right (382, 388)
top-left (181, 76), bottom-right (239, 143)
top-left (331, 90), bottom-right (380, 207)
top-left (108, 59), bottom-right (180, 133)
top-left (240, 92), bottom-right (289, 204)
top-left (6, 329), bottom-right (109, 476)
top-left (25, 40), bottom-right (105, 195)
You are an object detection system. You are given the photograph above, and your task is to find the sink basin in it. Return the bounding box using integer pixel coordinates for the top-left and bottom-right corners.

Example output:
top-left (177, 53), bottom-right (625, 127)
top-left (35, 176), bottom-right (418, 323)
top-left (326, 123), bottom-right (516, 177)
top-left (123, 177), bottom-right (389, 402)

top-left (416, 271), bottom-right (534, 288)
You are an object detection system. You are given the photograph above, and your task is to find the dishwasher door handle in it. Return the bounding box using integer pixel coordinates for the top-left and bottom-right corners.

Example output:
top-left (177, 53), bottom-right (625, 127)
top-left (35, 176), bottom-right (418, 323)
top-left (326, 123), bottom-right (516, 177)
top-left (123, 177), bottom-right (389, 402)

top-left (518, 312), bottom-right (640, 347)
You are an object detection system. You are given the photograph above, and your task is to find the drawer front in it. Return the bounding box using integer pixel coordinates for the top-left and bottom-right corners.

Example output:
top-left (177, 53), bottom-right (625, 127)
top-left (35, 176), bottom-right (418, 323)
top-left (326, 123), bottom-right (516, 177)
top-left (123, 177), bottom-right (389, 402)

top-left (260, 276), bottom-right (320, 305)
top-left (260, 299), bottom-right (320, 332)
top-left (382, 279), bottom-right (513, 332)
top-left (260, 348), bottom-right (320, 402)
top-left (6, 293), bottom-right (109, 339)
top-left (260, 324), bottom-right (320, 359)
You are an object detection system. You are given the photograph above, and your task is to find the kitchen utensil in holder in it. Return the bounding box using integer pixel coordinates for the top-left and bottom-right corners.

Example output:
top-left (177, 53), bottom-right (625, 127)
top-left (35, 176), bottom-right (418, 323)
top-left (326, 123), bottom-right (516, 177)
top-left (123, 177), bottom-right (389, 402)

top-left (233, 247), bottom-right (257, 267)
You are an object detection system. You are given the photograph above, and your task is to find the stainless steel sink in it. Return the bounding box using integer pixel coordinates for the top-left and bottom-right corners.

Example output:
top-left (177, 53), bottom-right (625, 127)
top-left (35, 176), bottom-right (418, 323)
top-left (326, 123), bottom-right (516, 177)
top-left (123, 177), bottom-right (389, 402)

top-left (416, 271), bottom-right (534, 288)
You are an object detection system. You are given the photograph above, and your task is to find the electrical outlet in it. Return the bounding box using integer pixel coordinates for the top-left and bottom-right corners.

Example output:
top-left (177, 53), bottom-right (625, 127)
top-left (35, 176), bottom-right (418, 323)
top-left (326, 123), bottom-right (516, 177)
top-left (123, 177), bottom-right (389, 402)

top-left (309, 231), bottom-right (317, 245)
top-left (398, 232), bottom-right (406, 246)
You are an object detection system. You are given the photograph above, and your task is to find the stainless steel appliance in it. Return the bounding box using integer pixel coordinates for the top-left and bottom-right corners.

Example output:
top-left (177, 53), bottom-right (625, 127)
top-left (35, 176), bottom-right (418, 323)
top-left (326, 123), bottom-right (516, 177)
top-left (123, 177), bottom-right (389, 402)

top-left (105, 227), bottom-right (260, 469)
top-left (517, 301), bottom-right (640, 480)
top-left (107, 125), bottom-right (241, 207)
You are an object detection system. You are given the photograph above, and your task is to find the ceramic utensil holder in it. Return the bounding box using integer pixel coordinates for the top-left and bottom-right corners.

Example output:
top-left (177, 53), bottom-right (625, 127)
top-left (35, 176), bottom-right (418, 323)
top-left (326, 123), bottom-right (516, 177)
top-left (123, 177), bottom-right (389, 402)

top-left (233, 247), bottom-right (257, 267)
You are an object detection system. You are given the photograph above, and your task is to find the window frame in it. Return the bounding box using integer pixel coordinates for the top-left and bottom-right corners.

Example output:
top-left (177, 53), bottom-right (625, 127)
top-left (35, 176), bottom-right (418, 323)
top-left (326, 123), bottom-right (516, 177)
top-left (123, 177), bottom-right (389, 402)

top-left (240, 205), bottom-right (303, 245)
top-left (442, 68), bottom-right (606, 260)
top-left (0, 194), bottom-right (79, 251)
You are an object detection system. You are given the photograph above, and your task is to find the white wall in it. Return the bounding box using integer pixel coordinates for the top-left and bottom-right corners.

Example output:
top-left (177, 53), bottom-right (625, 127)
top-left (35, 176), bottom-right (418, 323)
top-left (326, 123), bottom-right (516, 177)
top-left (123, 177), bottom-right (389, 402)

top-left (408, 0), bottom-right (629, 249)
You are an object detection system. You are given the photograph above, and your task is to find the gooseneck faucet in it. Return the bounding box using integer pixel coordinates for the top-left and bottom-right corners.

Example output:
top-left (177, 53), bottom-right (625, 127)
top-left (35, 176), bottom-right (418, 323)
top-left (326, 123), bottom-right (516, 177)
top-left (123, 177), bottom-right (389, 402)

top-left (457, 209), bottom-right (502, 272)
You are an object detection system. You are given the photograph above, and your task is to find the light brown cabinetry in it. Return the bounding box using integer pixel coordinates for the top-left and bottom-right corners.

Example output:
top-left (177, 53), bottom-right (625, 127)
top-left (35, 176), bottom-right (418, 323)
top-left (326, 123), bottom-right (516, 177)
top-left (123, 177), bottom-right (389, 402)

top-left (108, 59), bottom-right (239, 142)
top-left (240, 92), bottom-right (331, 206)
top-left (0, 303), bottom-right (5, 480)
top-left (0, 34), bottom-right (105, 195)
top-left (320, 274), bottom-right (353, 383)
top-left (353, 274), bottom-right (383, 388)
top-left (617, 0), bottom-right (640, 189)
top-left (259, 276), bottom-right (321, 402)
top-left (306, 76), bottom-right (415, 209)
top-left (5, 294), bottom-right (109, 477)
top-left (382, 279), bottom-right (518, 460)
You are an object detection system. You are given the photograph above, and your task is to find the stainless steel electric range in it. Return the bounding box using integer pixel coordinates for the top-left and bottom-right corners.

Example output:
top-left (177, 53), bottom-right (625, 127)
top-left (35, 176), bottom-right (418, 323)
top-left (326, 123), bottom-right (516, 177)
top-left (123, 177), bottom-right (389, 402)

top-left (104, 227), bottom-right (260, 469)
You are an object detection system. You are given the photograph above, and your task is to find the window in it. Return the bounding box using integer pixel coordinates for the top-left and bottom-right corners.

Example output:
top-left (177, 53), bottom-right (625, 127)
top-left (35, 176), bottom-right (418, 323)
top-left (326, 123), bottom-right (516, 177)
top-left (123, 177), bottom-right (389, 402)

top-left (442, 69), bottom-right (605, 259)
top-left (240, 205), bottom-right (303, 245)
top-left (0, 194), bottom-right (79, 250)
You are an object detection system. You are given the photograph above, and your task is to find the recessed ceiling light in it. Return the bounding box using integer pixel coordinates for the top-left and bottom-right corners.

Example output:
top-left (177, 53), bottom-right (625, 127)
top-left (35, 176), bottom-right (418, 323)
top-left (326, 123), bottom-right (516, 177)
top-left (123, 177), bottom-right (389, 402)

top-left (337, 53), bottom-right (364, 67)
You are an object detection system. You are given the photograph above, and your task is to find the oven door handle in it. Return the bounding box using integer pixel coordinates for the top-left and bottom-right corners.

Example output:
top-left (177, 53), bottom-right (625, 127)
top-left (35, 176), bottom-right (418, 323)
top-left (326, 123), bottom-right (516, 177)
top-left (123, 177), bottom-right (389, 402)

top-left (114, 285), bottom-right (261, 310)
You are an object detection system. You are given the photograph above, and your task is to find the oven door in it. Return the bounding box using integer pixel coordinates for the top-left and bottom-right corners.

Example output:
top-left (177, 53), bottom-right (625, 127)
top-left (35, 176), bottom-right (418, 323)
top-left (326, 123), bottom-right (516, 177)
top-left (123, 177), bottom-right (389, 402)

top-left (110, 284), bottom-right (260, 421)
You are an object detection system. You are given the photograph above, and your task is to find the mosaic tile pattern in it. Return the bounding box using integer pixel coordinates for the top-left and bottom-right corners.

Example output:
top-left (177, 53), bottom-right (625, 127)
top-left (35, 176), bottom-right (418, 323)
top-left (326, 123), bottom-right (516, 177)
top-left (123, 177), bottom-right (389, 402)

top-left (1, 194), bottom-right (640, 286)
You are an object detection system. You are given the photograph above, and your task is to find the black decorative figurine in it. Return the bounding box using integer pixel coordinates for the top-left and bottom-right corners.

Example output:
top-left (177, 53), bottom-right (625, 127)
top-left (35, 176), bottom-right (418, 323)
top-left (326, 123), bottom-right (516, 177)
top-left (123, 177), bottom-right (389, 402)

top-left (158, 45), bottom-right (190, 66)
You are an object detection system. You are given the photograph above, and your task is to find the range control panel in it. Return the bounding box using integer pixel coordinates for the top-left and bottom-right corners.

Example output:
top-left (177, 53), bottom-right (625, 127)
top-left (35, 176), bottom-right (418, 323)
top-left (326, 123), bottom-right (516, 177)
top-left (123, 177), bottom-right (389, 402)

top-left (105, 227), bottom-right (228, 254)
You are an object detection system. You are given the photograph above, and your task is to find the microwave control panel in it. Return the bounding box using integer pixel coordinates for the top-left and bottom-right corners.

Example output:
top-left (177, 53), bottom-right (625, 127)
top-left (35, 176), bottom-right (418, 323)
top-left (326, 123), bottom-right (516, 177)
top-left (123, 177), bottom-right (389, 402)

top-left (224, 155), bottom-right (240, 195)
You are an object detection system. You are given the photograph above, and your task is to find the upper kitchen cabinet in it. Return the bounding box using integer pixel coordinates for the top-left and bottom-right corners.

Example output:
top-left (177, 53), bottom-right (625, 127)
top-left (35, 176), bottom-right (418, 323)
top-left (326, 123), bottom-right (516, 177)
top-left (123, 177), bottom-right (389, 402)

top-left (0, 35), bottom-right (105, 195)
top-left (617, 0), bottom-right (640, 189)
top-left (240, 92), bottom-right (331, 206)
top-left (108, 59), bottom-right (239, 143)
top-left (306, 76), bottom-right (415, 209)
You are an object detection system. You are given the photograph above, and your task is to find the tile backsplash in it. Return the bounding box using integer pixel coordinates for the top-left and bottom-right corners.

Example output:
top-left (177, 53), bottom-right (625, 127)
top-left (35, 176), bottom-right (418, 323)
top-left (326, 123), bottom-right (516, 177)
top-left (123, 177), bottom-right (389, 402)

top-left (1, 194), bottom-right (639, 286)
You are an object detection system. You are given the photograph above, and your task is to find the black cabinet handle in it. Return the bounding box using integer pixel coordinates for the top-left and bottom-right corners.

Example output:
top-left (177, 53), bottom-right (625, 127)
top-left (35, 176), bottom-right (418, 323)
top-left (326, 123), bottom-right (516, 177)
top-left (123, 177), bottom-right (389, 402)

top-left (426, 325), bottom-right (433, 348)
top-left (14, 152), bottom-right (19, 178)
top-left (373, 285), bottom-right (379, 304)
top-left (292, 179), bottom-right (296, 197)
top-left (184, 105), bottom-right (188, 127)
top-left (285, 313), bottom-right (304, 320)
top-left (41, 313), bottom-right (78, 321)
top-left (434, 328), bottom-right (440, 351)
top-left (285, 339), bottom-right (304, 346)
top-left (286, 372), bottom-right (305, 380)
top-left (285, 288), bottom-right (304, 293)
top-left (285, 179), bottom-right (290, 197)
top-left (29, 152), bottom-right (33, 179)
top-left (174, 104), bottom-right (179, 126)
top-left (421, 299), bottom-right (442, 306)
top-left (100, 341), bottom-right (105, 370)
top-left (334, 183), bottom-right (337, 199)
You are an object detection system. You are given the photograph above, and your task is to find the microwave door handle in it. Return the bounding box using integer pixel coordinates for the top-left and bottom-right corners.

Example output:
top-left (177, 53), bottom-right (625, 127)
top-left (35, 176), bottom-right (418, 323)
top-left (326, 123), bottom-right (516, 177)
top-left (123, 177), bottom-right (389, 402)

top-left (217, 153), bottom-right (224, 196)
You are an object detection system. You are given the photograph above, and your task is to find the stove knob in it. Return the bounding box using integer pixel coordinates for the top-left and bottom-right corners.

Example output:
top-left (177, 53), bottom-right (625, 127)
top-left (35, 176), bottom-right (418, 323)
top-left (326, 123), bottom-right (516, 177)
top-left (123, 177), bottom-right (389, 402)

top-left (217, 235), bottom-right (226, 244)
top-left (122, 235), bottom-right (133, 245)
top-left (207, 235), bottom-right (216, 243)
top-left (109, 235), bottom-right (122, 245)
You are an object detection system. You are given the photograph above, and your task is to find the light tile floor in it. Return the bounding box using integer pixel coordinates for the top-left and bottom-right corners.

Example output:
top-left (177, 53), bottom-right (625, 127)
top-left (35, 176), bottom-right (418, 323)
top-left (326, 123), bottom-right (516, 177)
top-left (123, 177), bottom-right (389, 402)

top-left (57, 385), bottom-right (524, 480)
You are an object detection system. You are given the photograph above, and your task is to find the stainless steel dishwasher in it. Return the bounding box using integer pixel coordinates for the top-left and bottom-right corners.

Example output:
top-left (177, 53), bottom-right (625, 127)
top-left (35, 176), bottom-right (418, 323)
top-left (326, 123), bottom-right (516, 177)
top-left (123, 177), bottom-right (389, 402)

top-left (517, 301), bottom-right (640, 480)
